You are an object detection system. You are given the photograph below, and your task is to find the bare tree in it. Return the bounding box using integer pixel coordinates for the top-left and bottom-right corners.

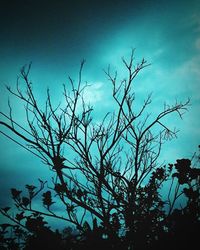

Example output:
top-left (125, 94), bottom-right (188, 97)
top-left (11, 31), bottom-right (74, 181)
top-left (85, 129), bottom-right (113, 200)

top-left (0, 50), bottom-right (190, 247)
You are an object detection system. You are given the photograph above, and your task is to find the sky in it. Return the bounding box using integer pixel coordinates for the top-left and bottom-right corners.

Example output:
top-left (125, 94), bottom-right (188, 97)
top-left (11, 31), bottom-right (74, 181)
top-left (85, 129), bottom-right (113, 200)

top-left (0, 0), bottom-right (200, 225)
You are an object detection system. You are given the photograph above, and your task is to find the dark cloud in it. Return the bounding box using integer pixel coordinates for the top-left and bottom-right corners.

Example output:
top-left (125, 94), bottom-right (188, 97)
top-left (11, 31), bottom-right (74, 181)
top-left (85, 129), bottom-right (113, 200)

top-left (0, 0), bottom-right (166, 57)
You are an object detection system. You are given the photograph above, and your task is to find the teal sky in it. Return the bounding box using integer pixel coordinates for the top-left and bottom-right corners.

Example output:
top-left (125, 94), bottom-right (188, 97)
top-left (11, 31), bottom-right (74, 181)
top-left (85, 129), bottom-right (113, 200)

top-left (0, 0), bottom-right (200, 221)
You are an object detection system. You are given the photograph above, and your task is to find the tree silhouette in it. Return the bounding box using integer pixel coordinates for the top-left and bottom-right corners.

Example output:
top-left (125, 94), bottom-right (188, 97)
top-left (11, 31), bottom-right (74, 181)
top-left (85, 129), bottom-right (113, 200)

top-left (1, 50), bottom-right (197, 250)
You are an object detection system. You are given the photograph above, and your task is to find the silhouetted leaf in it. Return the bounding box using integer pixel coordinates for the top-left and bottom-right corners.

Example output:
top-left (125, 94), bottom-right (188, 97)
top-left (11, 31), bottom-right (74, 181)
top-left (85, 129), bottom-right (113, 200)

top-left (83, 221), bottom-right (91, 232)
top-left (42, 191), bottom-right (54, 209)
top-left (15, 212), bottom-right (25, 221)
top-left (25, 185), bottom-right (36, 191)
top-left (178, 176), bottom-right (188, 185)
top-left (183, 188), bottom-right (199, 200)
top-left (172, 173), bottom-right (179, 178)
top-left (190, 168), bottom-right (200, 179)
top-left (77, 189), bottom-right (84, 199)
top-left (1, 207), bottom-right (11, 213)
top-left (54, 183), bottom-right (66, 193)
top-left (10, 188), bottom-right (22, 200)
top-left (22, 197), bottom-right (30, 207)
top-left (154, 167), bottom-right (165, 180)
top-left (25, 215), bottom-right (48, 232)
top-left (175, 159), bottom-right (191, 173)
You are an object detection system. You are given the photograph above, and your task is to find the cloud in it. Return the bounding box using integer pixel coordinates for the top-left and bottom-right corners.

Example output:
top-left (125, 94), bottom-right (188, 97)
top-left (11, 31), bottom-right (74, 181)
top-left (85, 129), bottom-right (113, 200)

top-left (195, 37), bottom-right (200, 50)
top-left (191, 12), bottom-right (200, 32)
top-left (82, 82), bottom-right (104, 105)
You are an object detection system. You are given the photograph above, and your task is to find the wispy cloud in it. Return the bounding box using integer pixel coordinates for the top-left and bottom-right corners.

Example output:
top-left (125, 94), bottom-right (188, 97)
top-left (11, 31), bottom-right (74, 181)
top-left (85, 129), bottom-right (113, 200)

top-left (82, 82), bottom-right (104, 105)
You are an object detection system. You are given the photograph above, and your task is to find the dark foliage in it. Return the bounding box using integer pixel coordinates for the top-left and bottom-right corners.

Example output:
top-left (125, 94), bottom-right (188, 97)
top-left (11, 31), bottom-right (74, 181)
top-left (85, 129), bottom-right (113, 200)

top-left (1, 152), bottom-right (200, 250)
